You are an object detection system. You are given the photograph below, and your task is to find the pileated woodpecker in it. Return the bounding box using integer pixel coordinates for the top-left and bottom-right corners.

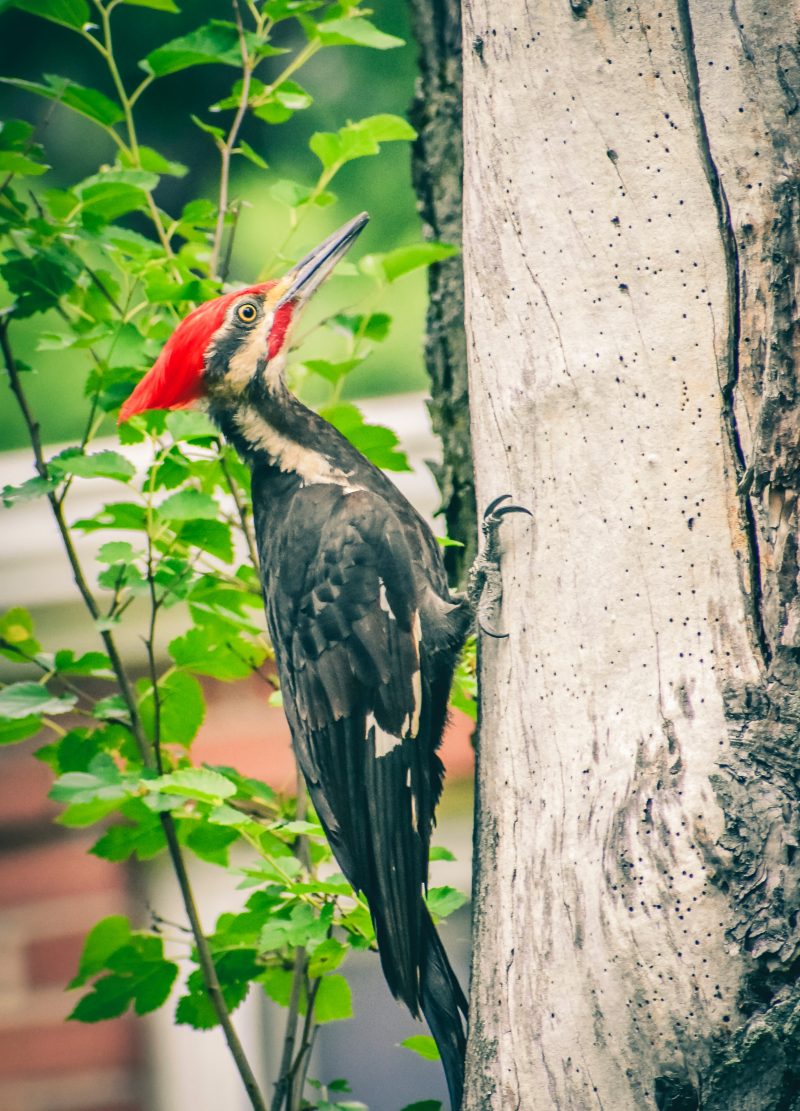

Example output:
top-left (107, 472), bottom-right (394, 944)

top-left (121, 214), bottom-right (523, 1109)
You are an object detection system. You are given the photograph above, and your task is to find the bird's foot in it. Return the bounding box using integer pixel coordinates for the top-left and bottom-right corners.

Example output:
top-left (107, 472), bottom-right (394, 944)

top-left (468, 494), bottom-right (532, 638)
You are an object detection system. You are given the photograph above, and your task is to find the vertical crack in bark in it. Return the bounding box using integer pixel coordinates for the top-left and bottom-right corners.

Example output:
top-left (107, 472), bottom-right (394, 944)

top-left (676, 0), bottom-right (771, 669)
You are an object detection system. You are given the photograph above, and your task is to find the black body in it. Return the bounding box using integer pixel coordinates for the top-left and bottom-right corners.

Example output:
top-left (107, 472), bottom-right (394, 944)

top-left (211, 377), bottom-right (471, 1109)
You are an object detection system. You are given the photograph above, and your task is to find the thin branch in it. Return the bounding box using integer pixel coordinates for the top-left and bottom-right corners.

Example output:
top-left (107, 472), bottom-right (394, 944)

top-left (210, 0), bottom-right (255, 277)
top-left (270, 947), bottom-right (307, 1111)
top-left (218, 446), bottom-right (260, 569)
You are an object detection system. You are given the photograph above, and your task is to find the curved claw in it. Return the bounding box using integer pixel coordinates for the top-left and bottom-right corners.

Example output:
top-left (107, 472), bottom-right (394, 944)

top-left (483, 493), bottom-right (512, 519)
top-left (479, 620), bottom-right (509, 639)
top-left (493, 503), bottom-right (533, 519)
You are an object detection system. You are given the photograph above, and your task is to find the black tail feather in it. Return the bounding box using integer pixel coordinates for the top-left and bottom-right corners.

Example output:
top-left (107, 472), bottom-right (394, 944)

top-left (420, 910), bottom-right (468, 1111)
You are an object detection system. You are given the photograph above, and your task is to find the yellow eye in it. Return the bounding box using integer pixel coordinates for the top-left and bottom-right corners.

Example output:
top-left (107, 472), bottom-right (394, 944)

top-left (236, 302), bottom-right (258, 324)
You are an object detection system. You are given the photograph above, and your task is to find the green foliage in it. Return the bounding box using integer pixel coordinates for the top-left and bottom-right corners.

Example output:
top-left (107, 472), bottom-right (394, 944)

top-left (401, 1035), bottom-right (440, 1062)
top-left (0, 1), bottom-right (466, 1106)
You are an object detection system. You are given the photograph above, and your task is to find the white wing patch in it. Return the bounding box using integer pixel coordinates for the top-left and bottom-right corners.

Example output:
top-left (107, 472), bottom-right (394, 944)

top-left (366, 712), bottom-right (403, 757)
top-left (410, 611), bottom-right (422, 738)
top-left (378, 579), bottom-right (394, 619)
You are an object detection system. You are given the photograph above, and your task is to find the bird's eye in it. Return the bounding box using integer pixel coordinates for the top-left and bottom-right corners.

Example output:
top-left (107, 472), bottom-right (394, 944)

top-left (236, 302), bottom-right (258, 324)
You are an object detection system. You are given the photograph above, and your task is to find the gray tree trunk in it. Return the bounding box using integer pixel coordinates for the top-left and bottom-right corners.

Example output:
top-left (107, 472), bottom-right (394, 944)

top-left (461, 1), bottom-right (800, 1108)
top-left (408, 0), bottom-right (476, 582)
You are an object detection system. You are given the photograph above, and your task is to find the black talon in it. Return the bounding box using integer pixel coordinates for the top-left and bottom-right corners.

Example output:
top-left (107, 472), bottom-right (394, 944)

top-left (469, 494), bottom-right (532, 640)
top-left (493, 504), bottom-right (532, 519)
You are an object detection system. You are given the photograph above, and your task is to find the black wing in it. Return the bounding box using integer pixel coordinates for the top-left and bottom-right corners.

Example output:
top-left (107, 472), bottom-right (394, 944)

top-left (260, 483), bottom-right (448, 1012)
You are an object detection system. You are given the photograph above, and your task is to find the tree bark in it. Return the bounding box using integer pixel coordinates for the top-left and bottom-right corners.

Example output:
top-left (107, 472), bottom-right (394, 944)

top-left (408, 0), bottom-right (476, 582)
top-left (462, 1), bottom-right (800, 1108)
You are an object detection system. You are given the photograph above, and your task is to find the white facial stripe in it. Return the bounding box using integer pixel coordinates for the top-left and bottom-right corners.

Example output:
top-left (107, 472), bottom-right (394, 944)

top-left (226, 316), bottom-right (272, 391)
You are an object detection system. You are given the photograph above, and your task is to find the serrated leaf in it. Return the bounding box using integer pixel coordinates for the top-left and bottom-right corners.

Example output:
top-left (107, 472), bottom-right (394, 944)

top-left (53, 650), bottom-right (114, 678)
top-left (69, 973), bottom-right (132, 1021)
top-left (307, 938), bottom-right (346, 977)
top-left (0, 243), bottom-right (79, 317)
top-left (1, 474), bottom-right (58, 505)
top-left (143, 20), bottom-right (246, 77)
top-left (426, 886), bottom-right (468, 919)
top-left (165, 410), bottom-right (217, 441)
top-left (97, 541), bottom-right (135, 564)
top-left (157, 489), bottom-right (219, 521)
top-left (154, 767), bottom-right (236, 802)
top-left (313, 974), bottom-right (352, 1023)
top-left (1, 75), bottom-right (124, 127)
top-left (310, 114), bottom-right (416, 173)
top-left (401, 1035), bottom-right (440, 1061)
top-left (360, 242), bottom-right (458, 284)
top-left (168, 625), bottom-right (265, 681)
top-left (73, 502), bottom-right (147, 532)
top-left (8, 0), bottom-right (89, 29)
top-left (314, 16), bottom-right (404, 50)
top-left (177, 520), bottom-right (235, 564)
top-left (50, 449), bottom-right (135, 482)
top-left (0, 682), bottom-right (76, 719)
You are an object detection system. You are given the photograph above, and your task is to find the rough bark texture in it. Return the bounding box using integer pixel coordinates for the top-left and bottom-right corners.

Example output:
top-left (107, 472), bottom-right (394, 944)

top-left (461, 1), bottom-right (800, 1108)
top-left (408, 0), bottom-right (476, 583)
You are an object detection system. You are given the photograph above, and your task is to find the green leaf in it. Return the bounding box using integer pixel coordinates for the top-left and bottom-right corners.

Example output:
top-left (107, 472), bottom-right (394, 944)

top-left (235, 139), bottom-right (268, 169)
top-left (97, 541), bottom-right (136, 564)
top-left (157, 489), bottom-right (219, 521)
top-left (313, 16), bottom-right (404, 50)
top-left (313, 974), bottom-right (352, 1023)
top-left (7, 0), bottom-right (90, 29)
top-left (262, 0), bottom-right (322, 21)
top-left (0, 607), bottom-right (40, 663)
top-left (307, 938), bottom-right (346, 977)
top-left (138, 672), bottom-right (205, 747)
top-left (50, 449), bottom-right (135, 483)
top-left (0, 150), bottom-right (49, 175)
top-left (1, 243), bottom-right (80, 317)
top-left (401, 1035), bottom-right (440, 1061)
top-left (319, 403), bottom-right (410, 472)
top-left (329, 312), bottom-right (391, 342)
top-left (71, 915), bottom-right (132, 988)
top-left (1, 75), bottom-right (124, 127)
top-left (168, 625), bottom-right (266, 681)
top-left (310, 114), bottom-right (416, 173)
top-left (177, 520), bottom-right (235, 564)
top-left (69, 973), bottom-right (132, 1021)
top-left (400, 1102), bottom-right (443, 1111)
top-left (185, 821), bottom-right (238, 865)
top-left (119, 145), bottom-right (187, 176)
top-left (429, 846), bottom-right (457, 863)
top-left (142, 20), bottom-right (247, 77)
top-left (426, 886), bottom-right (468, 919)
top-left (303, 357), bottom-right (364, 386)
top-left (360, 242), bottom-right (458, 284)
top-left (0, 716), bottom-right (42, 744)
top-left (91, 806), bottom-right (166, 862)
top-left (165, 410), bottom-right (217, 441)
top-left (0, 682), bottom-right (76, 719)
top-left (73, 502), bottom-right (148, 532)
top-left (53, 650), bottom-right (114, 678)
top-left (251, 79), bottom-right (313, 124)
top-left (75, 169), bottom-right (159, 221)
top-left (1, 474), bottom-right (58, 505)
top-left (153, 767), bottom-right (237, 803)
top-left (121, 0), bottom-right (179, 10)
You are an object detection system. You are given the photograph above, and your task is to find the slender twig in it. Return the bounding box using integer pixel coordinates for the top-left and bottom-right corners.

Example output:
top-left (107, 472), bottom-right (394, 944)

top-left (160, 814), bottom-right (269, 1111)
top-left (270, 947), bottom-right (307, 1111)
top-left (210, 1), bottom-right (255, 278)
top-left (218, 446), bottom-right (260, 569)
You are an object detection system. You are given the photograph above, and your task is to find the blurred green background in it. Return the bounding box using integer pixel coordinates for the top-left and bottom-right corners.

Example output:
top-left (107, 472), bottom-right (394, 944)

top-left (0, 0), bottom-right (428, 450)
